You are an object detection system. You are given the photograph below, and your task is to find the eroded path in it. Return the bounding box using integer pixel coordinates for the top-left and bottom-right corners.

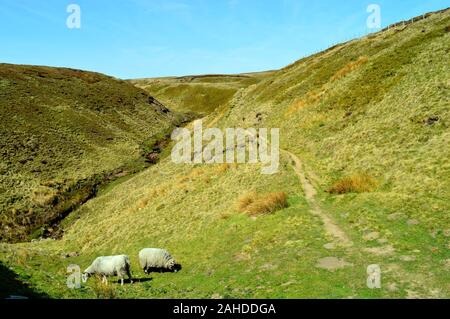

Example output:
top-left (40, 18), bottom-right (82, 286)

top-left (241, 126), bottom-right (353, 248)
top-left (284, 150), bottom-right (353, 247)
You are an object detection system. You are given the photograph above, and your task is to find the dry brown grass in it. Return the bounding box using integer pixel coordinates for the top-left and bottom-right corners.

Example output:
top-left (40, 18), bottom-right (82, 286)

top-left (178, 168), bottom-right (205, 183)
top-left (137, 198), bottom-right (150, 210)
top-left (328, 173), bottom-right (377, 194)
top-left (237, 191), bottom-right (289, 216)
top-left (216, 163), bottom-right (234, 173)
top-left (286, 90), bottom-right (322, 115)
top-left (331, 56), bottom-right (369, 81)
top-left (286, 99), bottom-right (307, 115)
top-left (149, 187), bottom-right (167, 198)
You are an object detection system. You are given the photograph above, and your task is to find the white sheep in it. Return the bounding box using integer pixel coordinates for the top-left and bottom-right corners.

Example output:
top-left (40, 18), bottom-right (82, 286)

top-left (139, 248), bottom-right (180, 274)
top-left (82, 255), bottom-right (133, 286)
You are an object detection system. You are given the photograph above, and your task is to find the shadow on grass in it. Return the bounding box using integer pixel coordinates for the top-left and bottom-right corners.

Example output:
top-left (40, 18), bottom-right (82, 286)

top-left (0, 262), bottom-right (48, 299)
top-left (144, 264), bottom-right (183, 275)
top-left (128, 278), bottom-right (153, 284)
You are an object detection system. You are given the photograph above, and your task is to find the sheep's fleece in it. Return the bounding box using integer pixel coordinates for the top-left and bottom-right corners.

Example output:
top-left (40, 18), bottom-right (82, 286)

top-left (83, 255), bottom-right (132, 285)
top-left (139, 248), bottom-right (176, 272)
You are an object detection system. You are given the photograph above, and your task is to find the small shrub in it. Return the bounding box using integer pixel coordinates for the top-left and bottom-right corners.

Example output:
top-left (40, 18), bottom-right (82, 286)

top-left (237, 192), bottom-right (289, 216)
top-left (328, 174), bottom-right (377, 194)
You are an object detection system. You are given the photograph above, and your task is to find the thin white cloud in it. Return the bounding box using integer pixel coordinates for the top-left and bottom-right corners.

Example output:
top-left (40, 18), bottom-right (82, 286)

top-left (130, 0), bottom-right (191, 15)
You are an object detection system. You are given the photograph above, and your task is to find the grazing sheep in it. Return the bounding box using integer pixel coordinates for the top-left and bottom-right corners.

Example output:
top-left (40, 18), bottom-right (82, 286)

top-left (82, 255), bottom-right (133, 286)
top-left (139, 248), bottom-right (180, 274)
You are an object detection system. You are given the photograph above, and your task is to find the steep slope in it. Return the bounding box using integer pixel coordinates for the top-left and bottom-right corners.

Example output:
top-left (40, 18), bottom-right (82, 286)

top-left (131, 72), bottom-right (274, 116)
top-left (215, 8), bottom-right (450, 296)
top-left (218, 8), bottom-right (449, 230)
top-left (0, 64), bottom-right (181, 242)
top-left (0, 9), bottom-right (448, 299)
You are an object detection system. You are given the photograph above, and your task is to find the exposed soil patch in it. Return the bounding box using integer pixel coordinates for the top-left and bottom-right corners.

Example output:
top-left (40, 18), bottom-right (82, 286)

top-left (316, 257), bottom-right (352, 272)
top-left (363, 245), bottom-right (395, 256)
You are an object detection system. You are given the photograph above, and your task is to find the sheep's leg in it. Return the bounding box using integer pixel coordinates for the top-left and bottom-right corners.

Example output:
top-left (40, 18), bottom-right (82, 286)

top-left (103, 276), bottom-right (108, 285)
top-left (127, 269), bottom-right (133, 284)
top-left (120, 277), bottom-right (124, 286)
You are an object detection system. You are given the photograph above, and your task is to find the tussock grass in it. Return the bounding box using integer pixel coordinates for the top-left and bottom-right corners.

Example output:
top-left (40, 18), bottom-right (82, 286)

top-left (237, 192), bottom-right (289, 216)
top-left (328, 174), bottom-right (378, 194)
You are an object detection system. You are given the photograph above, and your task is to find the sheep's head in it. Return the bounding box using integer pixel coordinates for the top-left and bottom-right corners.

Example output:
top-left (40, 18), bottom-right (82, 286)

top-left (171, 262), bottom-right (182, 273)
top-left (81, 270), bottom-right (92, 283)
top-left (168, 259), bottom-right (176, 271)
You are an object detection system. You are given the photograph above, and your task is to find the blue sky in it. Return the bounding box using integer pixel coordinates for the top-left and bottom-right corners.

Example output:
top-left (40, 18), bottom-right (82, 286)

top-left (0, 0), bottom-right (448, 78)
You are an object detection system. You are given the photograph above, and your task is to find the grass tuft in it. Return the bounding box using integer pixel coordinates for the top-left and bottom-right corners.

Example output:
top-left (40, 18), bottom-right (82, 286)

top-left (237, 192), bottom-right (289, 216)
top-left (328, 174), bottom-right (378, 194)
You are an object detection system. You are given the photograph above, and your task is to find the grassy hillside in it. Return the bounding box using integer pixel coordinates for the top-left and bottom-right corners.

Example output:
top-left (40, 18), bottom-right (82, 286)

top-left (0, 64), bottom-right (182, 242)
top-left (215, 9), bottom-right (450, 297)
top-left (131, 72), bottom-right (274, 116)
top-left (0, 9), bottom-right (449, 299)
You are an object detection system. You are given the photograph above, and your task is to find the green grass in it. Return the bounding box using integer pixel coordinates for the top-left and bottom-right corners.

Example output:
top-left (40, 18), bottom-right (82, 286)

top-left (1, 9), bottom-right (449, 299)
top-left (0, 64), bottom-right (182, 242)
top-left (215, 9), bottom-right (450, 298)
top-left (131, 72), bottom-right (273, 116)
